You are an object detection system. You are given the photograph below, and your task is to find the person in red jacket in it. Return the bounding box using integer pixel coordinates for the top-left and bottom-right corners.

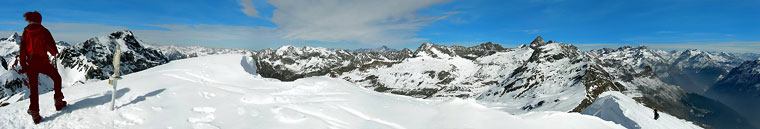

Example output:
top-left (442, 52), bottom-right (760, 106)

top-left (18, 11), bottom-right (66, 124)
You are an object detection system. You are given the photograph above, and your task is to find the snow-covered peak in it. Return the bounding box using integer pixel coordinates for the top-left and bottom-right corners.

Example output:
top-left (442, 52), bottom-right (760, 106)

top-left (4, 32), bottom-right (20, 44)
top-left (588, 45), bottom-right (672, 68)
top-left (414, 42), bottom-right (458, 59)
top-left (277, 45), bottom-right (296, 51)
top-left (478, 38), bottom-right (591, 114)
top-left (419, 42), bottom-right (436, 49)
top-left (581, 91), bottom-right (703, 129)
top-left (59, 30), bottom-right (168, 80)
top-left (55, 41), bottom-right (71, 47)
top-left (712, 59), bottom-right (760, 85)
top-left (111, 30), bottom-right (134, 37)
top-left (0, 33), bottom-right (21, 57)
top-left (273, 45), bottom-right (335, 56)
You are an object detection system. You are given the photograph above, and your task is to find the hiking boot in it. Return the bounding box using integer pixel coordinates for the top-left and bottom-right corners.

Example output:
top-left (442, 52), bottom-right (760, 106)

top-left (55, 100), bottom-right (67, 111)
top-left (27, 109), bottom-right (42, 124)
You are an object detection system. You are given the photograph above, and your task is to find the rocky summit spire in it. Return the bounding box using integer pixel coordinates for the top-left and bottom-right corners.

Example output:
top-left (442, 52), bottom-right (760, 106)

top-left (9, 32), bottom-right (19, 39)
top-left (8, 32), bottom-right (21, 45)
top-left (530, 36), bottom-right (546, 47)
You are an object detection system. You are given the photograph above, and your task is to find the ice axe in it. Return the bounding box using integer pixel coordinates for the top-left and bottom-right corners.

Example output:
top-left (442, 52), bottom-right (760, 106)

top-left (109, 44), bottom-right (121, 111)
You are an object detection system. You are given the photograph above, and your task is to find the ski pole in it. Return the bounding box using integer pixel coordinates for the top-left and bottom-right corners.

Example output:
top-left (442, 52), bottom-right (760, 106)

top-left (110, 44), bottom-right (121, 111)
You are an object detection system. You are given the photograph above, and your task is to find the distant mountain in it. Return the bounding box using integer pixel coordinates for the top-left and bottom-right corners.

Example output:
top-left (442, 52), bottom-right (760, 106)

top-left (585, 46), bottom-right (758, 129)
top-left (588, 46), bottom-right (757, 94)
top-left (341, 42), bottom-right (511, 98)
top-left (151, 45), bottom-right (252, 61)
top-left (252, 36), bottom-right (755, 129)
top-left (254, 42), bottom-right (511, 99)
top-left (351, 45), bottom-right (397, 53)
top-left (0, 33), bottom-right (20, 70)
top-left (0, 33), bottom-right (22, 104)
top-left (706, 59), bottom-right (760, 128)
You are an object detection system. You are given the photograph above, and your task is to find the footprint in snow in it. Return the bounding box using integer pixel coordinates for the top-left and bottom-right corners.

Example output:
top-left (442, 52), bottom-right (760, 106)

top-left (237, 107), bottom-right (259, 117)
top-left (192, 123), bottom-right (220, 129)
top-left (188, 107), bottom-right (216, 123)
top-left (200, 91), bottom-right (216, 99)
top-left (272, 106), bottom-right (306, 123)
top-left (120, 112), bottom-right (145, 125)
top-left (240, 93), bottom-right (274, 104)
top-left (151, 106), bottom-right (163, 111)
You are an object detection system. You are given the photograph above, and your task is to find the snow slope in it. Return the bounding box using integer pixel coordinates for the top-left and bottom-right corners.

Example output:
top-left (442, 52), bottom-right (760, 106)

top-left (0, 54), bottom-right (624, 129)
top-left (581, 91), bottom-right (702, 129)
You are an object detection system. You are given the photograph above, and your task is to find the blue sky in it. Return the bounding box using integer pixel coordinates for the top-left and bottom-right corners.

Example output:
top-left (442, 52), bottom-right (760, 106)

top-left (0, 0), bottom-right (758, 53)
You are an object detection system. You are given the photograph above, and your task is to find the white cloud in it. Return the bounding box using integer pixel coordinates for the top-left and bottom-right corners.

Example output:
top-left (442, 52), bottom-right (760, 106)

top-left (2, 1), bottom-right (455, 49)
top-left (240, 0), bottom-right (260, 17)
top-left (267, 0), bottom-right (451, 45)
top-left (135, 24), bottom-right (285, 48)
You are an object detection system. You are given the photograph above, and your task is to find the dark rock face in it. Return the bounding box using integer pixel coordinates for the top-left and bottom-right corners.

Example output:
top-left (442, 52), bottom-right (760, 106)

top-left (529, 36), bottom-right (546, 47)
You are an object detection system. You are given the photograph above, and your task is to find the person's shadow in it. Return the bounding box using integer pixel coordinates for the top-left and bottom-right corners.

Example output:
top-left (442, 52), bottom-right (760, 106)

top-left (44, 88), bottom-right (131, 122)
top-left (117, 88), bottom-right (165, 109)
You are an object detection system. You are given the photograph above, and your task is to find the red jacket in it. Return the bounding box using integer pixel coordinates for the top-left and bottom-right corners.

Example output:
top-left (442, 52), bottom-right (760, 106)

top-left (19, 23), bottom-right (58, 67)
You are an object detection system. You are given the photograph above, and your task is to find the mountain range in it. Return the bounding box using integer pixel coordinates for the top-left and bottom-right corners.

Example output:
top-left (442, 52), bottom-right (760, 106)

top-left (0, 31), bottom-right (757, 128)
top-left (254, 36), bottom-right (759, 129)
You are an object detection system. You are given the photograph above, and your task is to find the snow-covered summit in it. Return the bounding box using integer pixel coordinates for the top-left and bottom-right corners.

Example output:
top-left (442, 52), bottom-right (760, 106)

top-left (0, 32), bottom-right (21, 44)
top-left (58, 30), bottom-right (168, 80)
top-left (0, 54), bottom-right (626, 129)
top-left (0, 32), bottom-right (21, 58)
top-left (478, 39), bottom-right (594, 114)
